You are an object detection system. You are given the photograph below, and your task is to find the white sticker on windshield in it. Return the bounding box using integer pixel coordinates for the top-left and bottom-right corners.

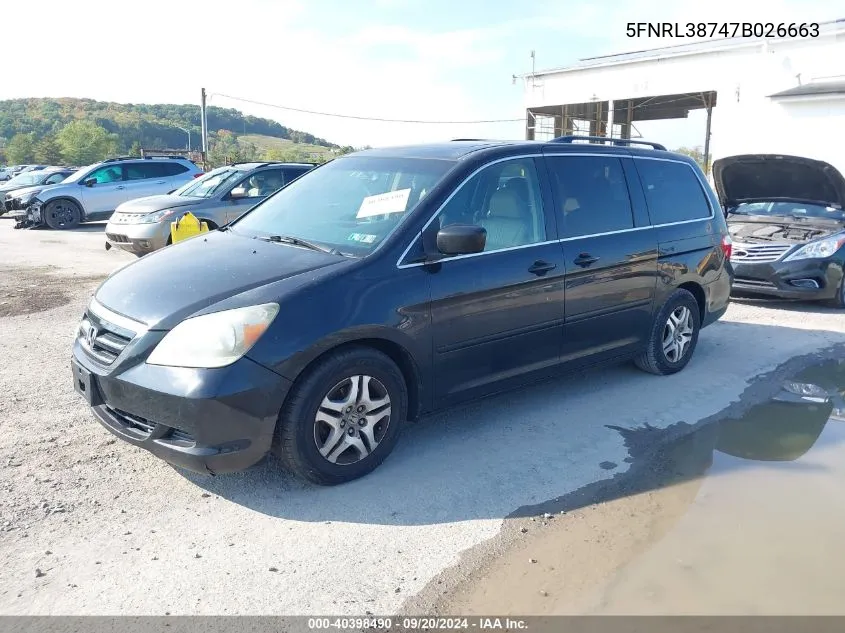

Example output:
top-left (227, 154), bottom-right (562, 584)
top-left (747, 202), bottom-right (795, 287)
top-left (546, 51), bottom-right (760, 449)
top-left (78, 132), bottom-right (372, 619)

top-left (356, 188), bottom-right (412, 219)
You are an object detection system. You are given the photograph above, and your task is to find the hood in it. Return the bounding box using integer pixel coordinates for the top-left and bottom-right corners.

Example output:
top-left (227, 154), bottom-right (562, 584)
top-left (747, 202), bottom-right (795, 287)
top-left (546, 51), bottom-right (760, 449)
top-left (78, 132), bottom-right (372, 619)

top-left (6, 184), bottom-right (46, 199)
top-left (94, 229), bottom-right (348, 329)
top-left (0, 181), bottom-right (38, 195)
top-left (727, 217), bottom-right (844, 245)
top-left (712, 154), bottom-right (845, 208)
top-left (114, 194), bottom-right (202, 214)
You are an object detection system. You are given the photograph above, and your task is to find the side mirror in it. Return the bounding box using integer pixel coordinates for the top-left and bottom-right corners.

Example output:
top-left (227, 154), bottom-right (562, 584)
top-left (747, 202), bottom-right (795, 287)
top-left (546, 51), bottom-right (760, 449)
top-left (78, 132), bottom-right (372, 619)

top-left (436, 224), bottom-right (486, 256)
top-left (229, 187), bottom-right (248, 199)
top-left (83, 178), bottom-right (97, 187)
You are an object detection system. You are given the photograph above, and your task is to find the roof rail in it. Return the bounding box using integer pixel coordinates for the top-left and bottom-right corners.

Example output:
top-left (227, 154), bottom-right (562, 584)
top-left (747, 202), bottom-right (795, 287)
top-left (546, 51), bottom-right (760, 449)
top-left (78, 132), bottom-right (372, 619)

top-left (450, 138), bottom-right (488, 142)
top-left (100, 156), bottom-right (135, 163)
top-left (550, 135), bottom-right (667, 151)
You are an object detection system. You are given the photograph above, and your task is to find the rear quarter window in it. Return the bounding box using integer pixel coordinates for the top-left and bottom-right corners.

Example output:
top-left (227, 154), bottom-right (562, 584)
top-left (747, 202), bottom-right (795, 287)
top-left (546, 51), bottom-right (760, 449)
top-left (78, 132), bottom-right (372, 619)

top-left (634, 158), bottom-right (712, 225)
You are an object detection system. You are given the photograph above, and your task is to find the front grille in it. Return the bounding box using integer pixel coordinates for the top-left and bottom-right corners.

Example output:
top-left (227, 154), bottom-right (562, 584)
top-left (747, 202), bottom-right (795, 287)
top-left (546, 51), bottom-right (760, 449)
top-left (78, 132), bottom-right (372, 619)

top-left (734, 277), bottom-right (778, 289)
top-left (110, 408), bottom-right (156, 434)
top-left (730, 243), bottom-right (792, 263)
top-left (106, 233), bottom-right (130, 243)
top-left (78, 314), bottom-right (134, 366)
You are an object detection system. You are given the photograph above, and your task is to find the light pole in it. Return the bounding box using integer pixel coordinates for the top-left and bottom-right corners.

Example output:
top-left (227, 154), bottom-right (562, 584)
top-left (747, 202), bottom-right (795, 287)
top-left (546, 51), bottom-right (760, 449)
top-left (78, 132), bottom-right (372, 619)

top-left (175, 126), bottom-right (191, 152)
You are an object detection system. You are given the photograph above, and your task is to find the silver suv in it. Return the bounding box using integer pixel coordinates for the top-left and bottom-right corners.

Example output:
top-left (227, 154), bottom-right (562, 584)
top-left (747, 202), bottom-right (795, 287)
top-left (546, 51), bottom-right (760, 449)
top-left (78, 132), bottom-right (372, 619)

top-left (104, 161), bottom-right (315, 256)
top-left (24, 156), bottom-right (202, 230)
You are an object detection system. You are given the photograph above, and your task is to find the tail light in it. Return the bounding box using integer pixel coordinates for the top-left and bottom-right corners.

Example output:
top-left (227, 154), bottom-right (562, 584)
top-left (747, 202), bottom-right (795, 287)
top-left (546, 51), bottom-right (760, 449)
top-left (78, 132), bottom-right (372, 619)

top-left (721, 234), bottom-right (732, 260)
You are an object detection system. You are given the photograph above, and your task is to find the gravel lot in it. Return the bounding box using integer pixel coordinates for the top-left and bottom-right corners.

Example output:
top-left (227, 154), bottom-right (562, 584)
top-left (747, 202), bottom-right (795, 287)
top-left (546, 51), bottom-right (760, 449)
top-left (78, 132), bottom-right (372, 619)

top-left (1, 220), bottom-right (844, 615)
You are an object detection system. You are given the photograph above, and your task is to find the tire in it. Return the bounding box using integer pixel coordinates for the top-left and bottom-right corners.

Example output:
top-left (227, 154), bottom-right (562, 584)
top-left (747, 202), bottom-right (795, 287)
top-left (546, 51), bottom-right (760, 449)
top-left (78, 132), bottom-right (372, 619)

top-left (828, 274), bottom-right (845, 309)
top-left (43, 199), bottom-right (82, 230)
top-left (634, 289), bottom-right (701, 376)
top-left (275, 347), bottom-right (408, 485)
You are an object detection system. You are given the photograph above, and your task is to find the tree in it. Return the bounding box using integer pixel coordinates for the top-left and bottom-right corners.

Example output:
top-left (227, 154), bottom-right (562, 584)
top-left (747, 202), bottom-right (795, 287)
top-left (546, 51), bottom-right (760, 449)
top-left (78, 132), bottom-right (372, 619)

top-left (674, 145), bottom-right (709, 174)
top-left (33, 134), bottom-right (63, 164)
top-left (57, 120), bottom-right (120, 165)
top-left (6, 132), bottom-right (36, 164)
top-left (129, 141), bottom-right (142, 157)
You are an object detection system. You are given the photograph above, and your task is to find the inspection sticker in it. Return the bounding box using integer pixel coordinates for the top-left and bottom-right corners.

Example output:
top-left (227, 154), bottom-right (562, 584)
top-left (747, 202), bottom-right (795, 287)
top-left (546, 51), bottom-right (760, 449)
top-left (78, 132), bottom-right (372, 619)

top-left (347, 233), bottom-right (378, 244)
top-left (356, 188), bottom-right (411, 219)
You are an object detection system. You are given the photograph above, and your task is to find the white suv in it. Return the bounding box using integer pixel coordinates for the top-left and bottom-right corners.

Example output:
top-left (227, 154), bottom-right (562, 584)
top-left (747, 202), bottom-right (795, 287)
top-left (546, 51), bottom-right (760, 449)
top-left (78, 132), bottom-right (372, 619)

top-left (25, 156), bottom-right (202, 230)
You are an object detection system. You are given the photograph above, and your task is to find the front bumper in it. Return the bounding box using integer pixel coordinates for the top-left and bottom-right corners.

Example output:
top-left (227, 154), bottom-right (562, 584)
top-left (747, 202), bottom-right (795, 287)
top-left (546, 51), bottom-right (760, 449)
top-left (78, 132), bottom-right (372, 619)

top-left (71, 327), bottom-right (292, 475)
top-left (731, 257), bottom-right (844, 300)
top-left (105, 220), bottom-right (171, 255)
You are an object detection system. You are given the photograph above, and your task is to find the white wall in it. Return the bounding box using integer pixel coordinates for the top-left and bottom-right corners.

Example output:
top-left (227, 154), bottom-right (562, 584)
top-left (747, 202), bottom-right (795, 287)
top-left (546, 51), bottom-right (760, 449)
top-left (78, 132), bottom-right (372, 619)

top-left (526, 32), bottom-right (845, 171)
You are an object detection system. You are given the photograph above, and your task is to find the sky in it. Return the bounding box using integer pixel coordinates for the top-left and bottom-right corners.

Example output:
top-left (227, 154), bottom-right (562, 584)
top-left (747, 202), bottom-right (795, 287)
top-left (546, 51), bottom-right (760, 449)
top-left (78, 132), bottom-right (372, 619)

top-left (0, 0), bottom-right (840, 148)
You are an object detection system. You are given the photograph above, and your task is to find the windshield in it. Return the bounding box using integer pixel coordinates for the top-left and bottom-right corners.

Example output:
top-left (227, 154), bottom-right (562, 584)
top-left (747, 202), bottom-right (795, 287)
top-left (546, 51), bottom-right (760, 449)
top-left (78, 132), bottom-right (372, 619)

top-left (230, 155), bottom-right (455, 256)
top-left (173, 168), bottom-right (242, 198)
top-left (731, 201), bottom-right (845, 221)
top-left (6, 172), bottom-right (45, 186)
top-left (61, 164), bottom-right (98, 184)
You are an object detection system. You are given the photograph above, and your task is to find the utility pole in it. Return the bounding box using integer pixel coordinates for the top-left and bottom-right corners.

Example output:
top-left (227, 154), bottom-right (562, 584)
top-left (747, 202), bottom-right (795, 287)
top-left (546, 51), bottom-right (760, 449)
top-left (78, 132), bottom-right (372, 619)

top-left (200, 88), bottom-right (208, 156)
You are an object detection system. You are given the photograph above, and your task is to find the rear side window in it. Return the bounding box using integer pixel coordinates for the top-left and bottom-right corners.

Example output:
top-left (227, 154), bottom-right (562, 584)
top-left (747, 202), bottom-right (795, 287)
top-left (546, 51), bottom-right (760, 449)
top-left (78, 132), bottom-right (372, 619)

top-left (634, 159), bottom-right (712, 225)
top-left (159, 162), bottom-right (190, 176)
top-left (126, 162), bottom-right (190, 180)
top-left (546, 156), bottom-right (634, 238)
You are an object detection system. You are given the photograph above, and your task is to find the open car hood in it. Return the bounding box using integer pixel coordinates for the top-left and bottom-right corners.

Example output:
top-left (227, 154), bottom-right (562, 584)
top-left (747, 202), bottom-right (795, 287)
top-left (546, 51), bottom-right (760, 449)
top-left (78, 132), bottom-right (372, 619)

top-left (712, 154), bottom-right (845, 209)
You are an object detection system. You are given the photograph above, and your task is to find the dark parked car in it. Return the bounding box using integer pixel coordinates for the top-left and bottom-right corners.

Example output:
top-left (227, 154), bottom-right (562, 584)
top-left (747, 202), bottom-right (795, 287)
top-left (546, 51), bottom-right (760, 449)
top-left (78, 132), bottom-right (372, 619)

top-left (71, 137), bottom-right (733, 485)
top-left (714, 154), bottom-right (845, 308)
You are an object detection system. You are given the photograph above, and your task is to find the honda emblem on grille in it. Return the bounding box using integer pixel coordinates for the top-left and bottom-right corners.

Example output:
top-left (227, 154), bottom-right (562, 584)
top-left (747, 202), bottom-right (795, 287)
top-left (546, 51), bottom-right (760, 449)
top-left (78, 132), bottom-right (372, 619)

top-left (86, 324), bottom-right (98, 347)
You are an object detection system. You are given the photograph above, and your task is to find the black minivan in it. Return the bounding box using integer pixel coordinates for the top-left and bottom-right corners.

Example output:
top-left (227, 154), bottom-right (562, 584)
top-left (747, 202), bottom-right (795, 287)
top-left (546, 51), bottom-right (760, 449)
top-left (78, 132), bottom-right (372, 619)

top-left (71, 137), bottom-right (734, 485)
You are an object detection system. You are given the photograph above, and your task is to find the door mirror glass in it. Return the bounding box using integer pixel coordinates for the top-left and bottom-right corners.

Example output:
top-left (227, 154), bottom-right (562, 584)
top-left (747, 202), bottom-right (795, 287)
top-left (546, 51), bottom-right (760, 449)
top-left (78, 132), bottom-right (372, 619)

top-left (229, 186), bottom-right (248, 199)
top-left (436, 224), bottom-right (487, 255)
top-left (83, 178), bottom-right (97, 187)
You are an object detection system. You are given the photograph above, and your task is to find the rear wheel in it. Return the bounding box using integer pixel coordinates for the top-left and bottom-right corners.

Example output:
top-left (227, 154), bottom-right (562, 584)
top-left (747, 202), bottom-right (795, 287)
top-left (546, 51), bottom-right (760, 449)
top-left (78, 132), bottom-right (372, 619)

top-left (275, 347), bottom-right (408, 485)
top-left (635, 289), bottom-right (701, 375)
top-left (43, 199), bottom-right (82, 230)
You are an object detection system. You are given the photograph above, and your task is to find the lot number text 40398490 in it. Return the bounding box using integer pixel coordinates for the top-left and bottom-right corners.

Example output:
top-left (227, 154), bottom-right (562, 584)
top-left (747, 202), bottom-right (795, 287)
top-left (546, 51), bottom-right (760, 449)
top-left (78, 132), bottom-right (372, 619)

top-left (626, 22), bottom-right (820, 38)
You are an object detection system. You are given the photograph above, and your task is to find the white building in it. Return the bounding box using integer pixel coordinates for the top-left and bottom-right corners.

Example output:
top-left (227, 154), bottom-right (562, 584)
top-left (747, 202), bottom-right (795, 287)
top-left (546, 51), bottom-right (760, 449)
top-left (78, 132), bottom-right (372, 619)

top-left (519, 19), bottom-right (845, 172)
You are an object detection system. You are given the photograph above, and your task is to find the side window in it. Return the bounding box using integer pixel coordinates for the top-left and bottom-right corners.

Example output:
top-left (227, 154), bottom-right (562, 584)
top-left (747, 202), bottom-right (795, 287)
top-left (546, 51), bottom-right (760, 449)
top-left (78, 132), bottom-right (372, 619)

top-left (88, 165), bottom-right (124, 184)
top-left (283, 168), bottom-right (308, 184)
top-left (546, 156), bottom-right (634, 238)
top-left (437, 158), bottom-right (547, 253)
top-left (125, 163), bottom-right (157, 181)
top-left (45, 173), bottom-right (66, 184)
top-left (159, 162), bottom-right (190, 176)
top-left (241, 169), bottom-right (286, 198)
top-left (634, 159), bottom-right (712, 225)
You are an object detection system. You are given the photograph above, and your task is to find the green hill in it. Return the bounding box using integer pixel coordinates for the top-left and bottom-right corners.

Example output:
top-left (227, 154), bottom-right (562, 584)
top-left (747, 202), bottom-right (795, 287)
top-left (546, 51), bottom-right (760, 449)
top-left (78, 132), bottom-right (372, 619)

top-left (0, 97), bottom-right (347, 166)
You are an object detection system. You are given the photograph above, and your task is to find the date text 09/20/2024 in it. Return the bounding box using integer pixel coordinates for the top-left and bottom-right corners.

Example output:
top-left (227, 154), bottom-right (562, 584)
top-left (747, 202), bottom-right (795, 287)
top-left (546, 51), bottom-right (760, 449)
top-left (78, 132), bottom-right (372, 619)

top-left (627, 22), bottom-right (820, 38)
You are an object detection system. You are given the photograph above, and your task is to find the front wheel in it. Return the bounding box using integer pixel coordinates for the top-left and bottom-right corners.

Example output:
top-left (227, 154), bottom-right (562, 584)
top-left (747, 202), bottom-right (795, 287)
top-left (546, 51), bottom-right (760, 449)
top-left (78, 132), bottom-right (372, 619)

top-left (635, 289), bottom-right (701, 375)
top-left (43, 199), bottom-right (82, 230)
top-left (275, 347), bottom-right (408, 485)
top-left (828, 274), bottom-right (845, 309)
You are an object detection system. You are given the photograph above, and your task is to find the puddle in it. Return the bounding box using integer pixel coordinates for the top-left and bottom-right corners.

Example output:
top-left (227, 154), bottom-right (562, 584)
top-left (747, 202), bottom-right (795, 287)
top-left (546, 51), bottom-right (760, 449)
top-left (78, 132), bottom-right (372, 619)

top-left (0, 266), bottom-right (106, 317)
top-left (426, 356), bottom-right (845, 615)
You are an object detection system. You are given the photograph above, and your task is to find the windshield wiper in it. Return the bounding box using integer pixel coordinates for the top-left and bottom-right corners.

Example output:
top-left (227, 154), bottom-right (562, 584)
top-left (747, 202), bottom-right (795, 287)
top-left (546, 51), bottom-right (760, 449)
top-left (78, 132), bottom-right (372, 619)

top-left (258, 234), bottom-right (339, 255)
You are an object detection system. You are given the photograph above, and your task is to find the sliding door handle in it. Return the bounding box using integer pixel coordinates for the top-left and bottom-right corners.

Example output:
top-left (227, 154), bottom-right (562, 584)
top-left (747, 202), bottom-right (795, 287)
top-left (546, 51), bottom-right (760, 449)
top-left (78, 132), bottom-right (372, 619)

top-left (573, 253), bottom-right (599, 267)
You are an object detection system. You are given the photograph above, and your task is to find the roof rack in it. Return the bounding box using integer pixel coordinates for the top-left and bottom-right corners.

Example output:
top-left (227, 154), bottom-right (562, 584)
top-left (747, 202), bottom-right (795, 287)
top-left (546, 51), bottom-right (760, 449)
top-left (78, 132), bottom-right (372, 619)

top-left (550, 135), bottom-right (667, 151)
top-left (101, 155), bottom-right (188, 163)
top-left (450, 138), bottom-right (488, 142)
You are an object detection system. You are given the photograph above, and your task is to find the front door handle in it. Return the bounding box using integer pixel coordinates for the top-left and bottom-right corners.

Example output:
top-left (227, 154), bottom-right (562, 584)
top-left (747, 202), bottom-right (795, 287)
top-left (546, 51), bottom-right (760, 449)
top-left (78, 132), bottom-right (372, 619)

top-left (115, 185), bottom-right (125, 190)
top-left (154, 180), bottom-right (166, 184)
top-left (573, 253), bottom-right (599, 267)
top-left (528, 260), bottom-right (557, 276)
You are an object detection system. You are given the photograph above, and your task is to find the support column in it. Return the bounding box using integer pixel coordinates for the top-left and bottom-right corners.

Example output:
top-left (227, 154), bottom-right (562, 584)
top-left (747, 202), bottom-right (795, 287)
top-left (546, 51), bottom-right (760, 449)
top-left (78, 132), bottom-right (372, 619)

top-left (703, 95), bottom-right (713, 175)
top-left (525, 110), bottom-right (535, 140)
top-left (606, 100), bottom-right (615, 142)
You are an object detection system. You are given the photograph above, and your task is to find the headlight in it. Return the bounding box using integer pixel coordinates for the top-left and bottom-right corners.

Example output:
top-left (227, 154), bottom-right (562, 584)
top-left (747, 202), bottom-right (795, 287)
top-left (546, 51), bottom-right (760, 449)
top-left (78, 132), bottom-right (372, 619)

top-left (17, 192), bottom-right (37, 205)
top-left (139, 209), bottom-right (182, 224)
top-left (783, 235), bottom-right (845, 262)
top-left (146, 303), bottom-right (279, 368)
